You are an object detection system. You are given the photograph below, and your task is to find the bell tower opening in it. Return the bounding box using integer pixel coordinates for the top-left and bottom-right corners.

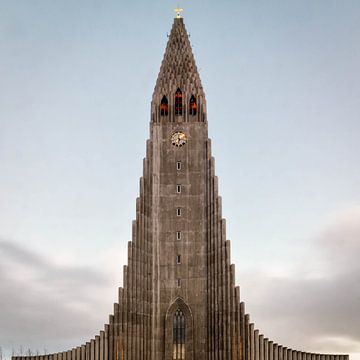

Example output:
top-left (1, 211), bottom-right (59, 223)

top-left (189, 95), bottom-right (197, 115)
top-left (175, 88), bottom-right (183, 115)
top-left (160, 95), bottom-right (169, 116)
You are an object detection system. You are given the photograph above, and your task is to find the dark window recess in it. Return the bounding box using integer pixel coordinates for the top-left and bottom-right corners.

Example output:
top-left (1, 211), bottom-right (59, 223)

top-left (177, 185), bottom-right (181, 193)
top-left (177, 208), bottom-right (181, 216)
top-left (173, 309), bottom-right (185, 359)
top-left (175, 88), bottom-right (183, 116)
top-left (189, 95), bottom-right (197, 116)
top-left (177, 161), bottom-right (181, 170)
top-left (177, 255), bottom-right (181, 264)
top-left (177, 278), bottom-right (181, 287)
top-left (160, 95), bottom-right (169, 116)
top-left (177, 231), bottom-right (181, 240)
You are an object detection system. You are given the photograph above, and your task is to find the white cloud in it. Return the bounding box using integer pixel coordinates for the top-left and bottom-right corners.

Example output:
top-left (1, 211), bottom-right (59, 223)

top-left (239, 206), bottom-right (360, 357)
top-left (0, 240), bottom-right (126, 357)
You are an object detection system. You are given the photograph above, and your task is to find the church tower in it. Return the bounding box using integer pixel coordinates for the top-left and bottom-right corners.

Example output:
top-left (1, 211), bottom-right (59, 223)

top-left (13, 13), bottom-right (349, 360)
top-left (148, 15), bottom-right (242, 360)
top-left (149, 15), bottom-right (209, 360)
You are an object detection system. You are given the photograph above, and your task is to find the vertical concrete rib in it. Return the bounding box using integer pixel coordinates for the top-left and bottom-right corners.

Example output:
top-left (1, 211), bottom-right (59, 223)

top-left (109, 316), bottom-right (115, 360)
top-left (85, 342), bottom-right (90, 360)
top-left (279, 346), bottom-right (283, 360)
top-left (269, 344), bottom-right (274, 360)
top-left (274, 344), bottom-right (278, 360)
top-left (212, 166), bottom-right (219, 360)
top-left (104, 325), bottom-right (109, 360)
top-left (264, 339), bottom-right (269, 360)
top-left (81, 346), bottom-right (85, 360)
top-left (211, 157), bottom-right (216, 360)
top-left (245, 314), bottom-right (250, 360)
top-left (259, 335), bottom-right (264, 360)
top-left (240, 302), bottom-right (246, 360)
top-left (250, 324), bottom-right (255, 360)
top-left (206, 146), bottom-right (213, 360)
top-left (284, 347), bottom-right (288, 360)
top-left (113, 303), bottom-right (119, 358)
top-left (254, 330), bottom-right (259, 360)
top-left (90, 341), bottom-right (94, 360)
top-left (95, 336), bottom-right (100, 360)
top-left (100, 332), bottom-right (104, 360)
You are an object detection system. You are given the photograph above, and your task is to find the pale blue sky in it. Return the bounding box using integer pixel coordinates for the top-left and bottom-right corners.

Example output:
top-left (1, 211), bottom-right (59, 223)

top-left (0, 0), bottom-right (359, 358)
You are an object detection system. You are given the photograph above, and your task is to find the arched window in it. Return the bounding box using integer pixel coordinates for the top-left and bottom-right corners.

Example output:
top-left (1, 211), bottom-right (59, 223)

top-left (160, 95), bottom-right (169, 116)
top-left (175, 88), bottom-right (183, 116)
top-left (189, 95), bottom-right (197, 116)
top-left (173, 309), bottom-right (185, 359)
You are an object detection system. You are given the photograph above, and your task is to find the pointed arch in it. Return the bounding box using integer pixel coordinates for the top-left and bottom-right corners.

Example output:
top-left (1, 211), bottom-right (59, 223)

top-left (189, 95), bottom-right (197, 116)
top-left (165, 297), bottom-right (194, 360)
top-left (160, 95), bottom-right (169, 116)
top-left (175, 88), bottom-right (183, 116)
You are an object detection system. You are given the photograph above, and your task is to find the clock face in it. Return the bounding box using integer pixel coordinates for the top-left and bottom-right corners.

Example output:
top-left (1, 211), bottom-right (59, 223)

top-left (171, 132), bottom-right (187, 147)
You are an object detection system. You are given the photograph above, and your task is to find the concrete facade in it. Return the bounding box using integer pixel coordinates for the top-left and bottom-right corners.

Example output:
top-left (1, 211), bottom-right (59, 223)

top-left (13, 16), bottom-right (349, 360)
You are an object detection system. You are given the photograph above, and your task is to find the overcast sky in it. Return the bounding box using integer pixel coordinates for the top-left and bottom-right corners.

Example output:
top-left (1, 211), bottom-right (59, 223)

top-left (0, 0), bottom-right (359, 359)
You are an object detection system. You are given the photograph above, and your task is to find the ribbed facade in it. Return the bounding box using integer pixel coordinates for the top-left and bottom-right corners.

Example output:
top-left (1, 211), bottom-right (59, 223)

top-left (12, 16), bottom-right (349, 360)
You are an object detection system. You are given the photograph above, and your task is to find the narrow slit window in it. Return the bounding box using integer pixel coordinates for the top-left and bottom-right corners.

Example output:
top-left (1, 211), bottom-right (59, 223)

top-left (189, 95), bottom-right (197, 116)
top-left (177, 208), bottom-right (181, 216)
top-left (177, 231), bottom-right (181, 240)
top-left (175, 88), bottom-right (183, 116)
top-left (173, 309), bottom-right (185, 359)
top-left (177, 161), bottom-right (181, 170)
top-left (160, 95), bottom-right (169, 116)
top-left (177, 255), bottom-right (181, 264)
top-left (177, 278), bottom-right (181, 287)
top-left (177, 185), bottom-right (181, 193)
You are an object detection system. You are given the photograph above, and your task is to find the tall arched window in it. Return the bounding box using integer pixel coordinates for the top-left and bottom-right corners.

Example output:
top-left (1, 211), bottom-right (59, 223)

top-left (175, 88), bottom-right (183, 116)
top-left (160, 95), bottom-right (169, 116)
top-left (189, 95), bottom-right (197, 116)
top-left (173, 309), bottom-right (185, 359)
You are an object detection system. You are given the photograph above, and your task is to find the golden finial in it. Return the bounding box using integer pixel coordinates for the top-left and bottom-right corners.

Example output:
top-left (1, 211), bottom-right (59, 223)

top-left (174, 6), bottom-right (183, 18)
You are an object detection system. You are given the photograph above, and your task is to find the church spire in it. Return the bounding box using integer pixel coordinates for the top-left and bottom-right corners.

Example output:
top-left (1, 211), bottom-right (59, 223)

top-left (152, 17), bottom-right (206, 123)
top-left (153, 17), bottom-right (204, 98)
